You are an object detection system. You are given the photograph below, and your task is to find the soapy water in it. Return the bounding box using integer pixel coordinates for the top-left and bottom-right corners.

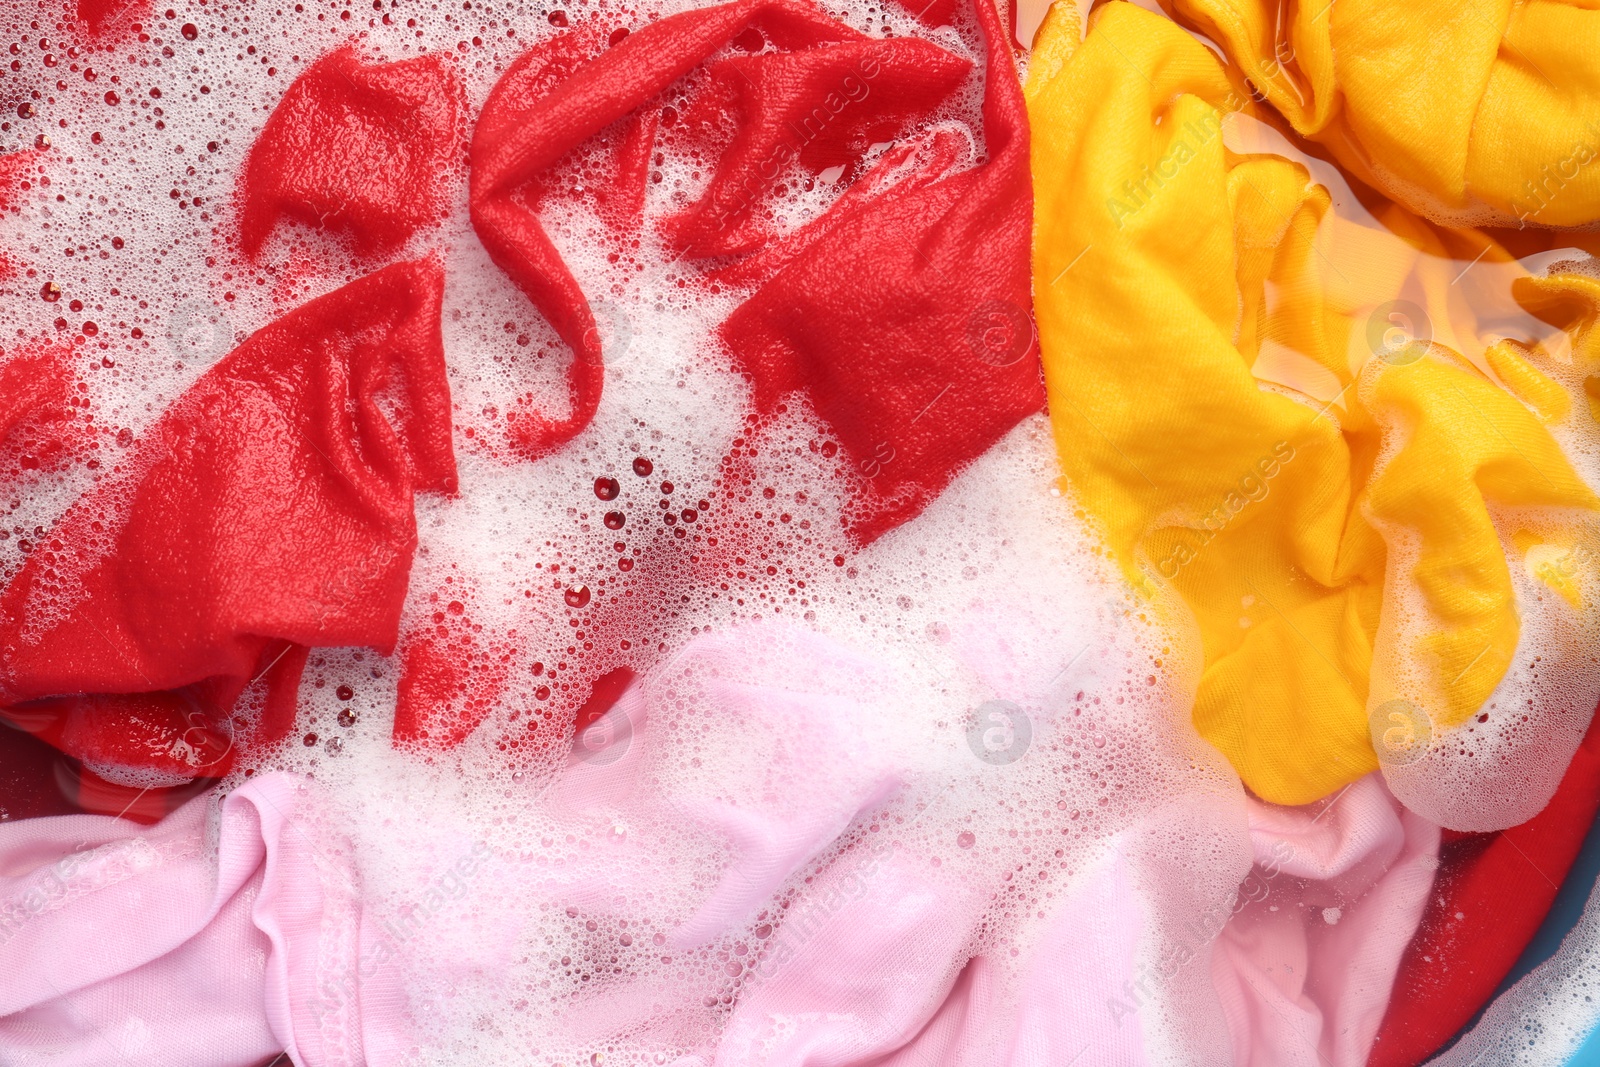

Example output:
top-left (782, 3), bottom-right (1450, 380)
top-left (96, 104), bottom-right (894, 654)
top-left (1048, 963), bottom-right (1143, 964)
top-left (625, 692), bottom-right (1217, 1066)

top-left (2, 0), bottom-right (1600, 1061)
top-left (0, 0), bottom-right (1257, 1062)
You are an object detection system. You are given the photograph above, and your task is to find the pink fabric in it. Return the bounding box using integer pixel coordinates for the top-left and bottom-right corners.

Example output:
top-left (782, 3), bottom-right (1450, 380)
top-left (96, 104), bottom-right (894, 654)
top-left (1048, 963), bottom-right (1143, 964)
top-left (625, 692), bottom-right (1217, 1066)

top-left (706, 811), bottom-right (1246, 1067)
top-left (715, 848), bottom-right (986, 1067)
top-left (1211, 773), bottom-right (1440, 1067)
top-left (0, 774), bottom-right (412, 1067)
top-left (6, 623), bottom-right (1433, 1067)
top-left (513, 624), bottom-right (956, 1057)
top-left (496, 620), bottom-right (1254, 1065)
top-left (819, 848), bottom-right (1154, 1067)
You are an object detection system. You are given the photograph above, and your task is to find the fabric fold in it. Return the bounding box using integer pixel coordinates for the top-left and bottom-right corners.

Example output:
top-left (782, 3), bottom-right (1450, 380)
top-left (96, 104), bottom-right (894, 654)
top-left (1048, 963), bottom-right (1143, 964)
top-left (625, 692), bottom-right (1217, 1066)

top-left (1156, 0), bottom-right (1600, 228)
top-left (1026, 0), bottom-right (1600, 821)
top-left (0, 773), bottom-right (401, 1067)
top-left (1212, 773), bottom-right (1439, 1067)
top-left (469, 0), bottom-right (1044, 543)
top-left (240, 48), bottom-right (463, 260)
top-left (0, 261), bottom-right (456, 783)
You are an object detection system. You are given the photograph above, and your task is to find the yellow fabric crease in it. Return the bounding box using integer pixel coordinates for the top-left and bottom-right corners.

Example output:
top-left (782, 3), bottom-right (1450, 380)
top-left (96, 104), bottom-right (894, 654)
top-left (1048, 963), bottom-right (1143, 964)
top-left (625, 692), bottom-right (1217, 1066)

top-left (1027, 1), bottom-right (1600, 804)
top-left (1151, 0), bottom-right (1600, 228)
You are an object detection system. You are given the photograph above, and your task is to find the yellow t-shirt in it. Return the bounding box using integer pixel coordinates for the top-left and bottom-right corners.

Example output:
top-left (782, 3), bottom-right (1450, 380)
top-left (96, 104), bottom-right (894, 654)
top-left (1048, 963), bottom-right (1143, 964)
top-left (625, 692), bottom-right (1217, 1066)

top-left (1027, 0), bottom-right (1600, 804)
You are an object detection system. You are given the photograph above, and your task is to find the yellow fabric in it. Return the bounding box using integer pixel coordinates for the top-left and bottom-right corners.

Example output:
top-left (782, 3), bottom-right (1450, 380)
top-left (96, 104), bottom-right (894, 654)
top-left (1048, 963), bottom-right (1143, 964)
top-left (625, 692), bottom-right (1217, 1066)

top-left (1027, 1), bottom-right (1600, 804)
top-left (1151, 0), bottom-right (1600, 228)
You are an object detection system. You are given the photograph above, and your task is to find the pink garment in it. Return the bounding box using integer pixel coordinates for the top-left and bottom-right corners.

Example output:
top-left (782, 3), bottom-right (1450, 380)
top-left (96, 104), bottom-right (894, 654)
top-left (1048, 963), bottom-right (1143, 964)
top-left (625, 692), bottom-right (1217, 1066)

top-left (541, 625), bottom-right (911, 944)
top-left (1, 623), bottom-right (1433, 1067)
top-left (807, 847), bottom-right (1153, 1067)
top-left (1002, 849), bottom-right (1151, 1066)
top-left (0, 773), bottom-right (413, 1067)
top-left (504, 623), bottom-right (974, 1059)
top-left (715, 847), bottom-right (987, 1067)
top-left (1211, 773), bottom-right (1441, 1067)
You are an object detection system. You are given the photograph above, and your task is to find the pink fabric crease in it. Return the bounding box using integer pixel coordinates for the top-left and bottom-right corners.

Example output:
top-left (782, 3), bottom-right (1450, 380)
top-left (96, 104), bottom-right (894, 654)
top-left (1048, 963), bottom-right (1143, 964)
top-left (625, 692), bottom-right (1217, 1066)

top-left (0, 773), bottom-right (408, 1067)
top-left (543, 626), bottom-right (910, 951)
top-left (1211, 773), bottom-right (1441, 1067)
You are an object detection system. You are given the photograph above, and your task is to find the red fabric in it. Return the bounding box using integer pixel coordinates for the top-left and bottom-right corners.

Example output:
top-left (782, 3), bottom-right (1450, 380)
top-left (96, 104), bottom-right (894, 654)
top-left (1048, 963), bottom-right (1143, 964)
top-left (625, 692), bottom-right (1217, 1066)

top-left (719, 0), bottom-right (1042, 542)
top-left (0, 261), bottom-right (456, 781)
top-left (0, 344), bottom-right (79, 489)
top-left (240, 48), bottom-right (462, 260)
top-left (0, 150), bottom-right (43, 282)
top-left (470, 0), bottom-right (852, 460)
top-left (395, 0), bottom-right (1036, 751)
top-left (75, 0), bottom-right (147, 37)
top-left (662, 39), bottom-right (971, 257)
top-left (1368, 708), bottom-right (1600, 1067)
top-left (896, 0), bottom-right (960, 26)
top-left (469, 0), bottom-right (1040, 540)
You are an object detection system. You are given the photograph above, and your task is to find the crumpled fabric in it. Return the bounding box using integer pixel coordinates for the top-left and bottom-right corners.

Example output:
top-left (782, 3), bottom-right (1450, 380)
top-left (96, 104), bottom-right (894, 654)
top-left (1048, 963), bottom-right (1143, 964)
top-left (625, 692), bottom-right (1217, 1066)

top-left (534, 624), bottom-right (924, 940)
top-left (239, 48), bottom-right (463, 261)
top-left (0, 610), bottom-right (1265, 1067)
top-left (703, 809), bottom-right (1245, 1067)
top-left (397, 0), bottom-right (1041, 750)
top-left (1213, 773), bottom-right (1439, 1067)
top-left (0, 772), bottom-right (409, 1067)
top-left (1367, 711), bottom-right (1600, 1067)
top-left (1026, 0), bottom-right (1600, 812)
top-left (0, 601), bottom-right (1440, 1067)
top-left (7, 717), bottom-right (1437, 1067)
top-left (470, 0), bottom-right (897, 458)
top-left (0, 261), bottom-right (456, 782)
top-left (1155, 0), bottom-right (1600, 228)
top-left (469, 0), bottom-right (1043, 541)
top-left (662, 35), bottom-right (972, 259)
top-left (715, 0), bottom-right (1042, 544)
top-left (838, 776), bottom-right (1438, 1067)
